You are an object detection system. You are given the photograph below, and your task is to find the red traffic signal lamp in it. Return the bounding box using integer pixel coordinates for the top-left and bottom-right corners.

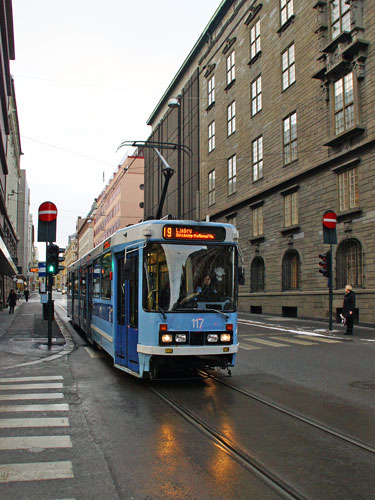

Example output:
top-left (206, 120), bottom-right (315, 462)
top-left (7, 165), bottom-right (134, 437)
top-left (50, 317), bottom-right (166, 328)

top-left (319, 251), bottom-right (331, 278)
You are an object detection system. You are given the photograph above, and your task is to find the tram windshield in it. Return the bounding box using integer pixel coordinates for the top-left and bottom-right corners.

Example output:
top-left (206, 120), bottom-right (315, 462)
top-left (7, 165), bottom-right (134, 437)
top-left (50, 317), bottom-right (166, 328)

top-left (143, 242), bottom-right (237, 313)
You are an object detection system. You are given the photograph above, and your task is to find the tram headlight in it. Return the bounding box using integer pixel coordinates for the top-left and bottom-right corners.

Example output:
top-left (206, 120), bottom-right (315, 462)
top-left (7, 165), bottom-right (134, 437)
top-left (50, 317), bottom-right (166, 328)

top-left (207, 334), bottom-right (219, 343)
top-left (220, 333), bottom-right (232, 343)
top-left (175, 333), bottom-right (187, 343)
top-left (161, 334), bottom-right (173, 343)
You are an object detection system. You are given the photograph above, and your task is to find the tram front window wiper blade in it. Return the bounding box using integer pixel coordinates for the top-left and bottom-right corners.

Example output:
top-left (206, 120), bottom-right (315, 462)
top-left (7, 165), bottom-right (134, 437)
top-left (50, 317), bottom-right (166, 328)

top-left (158, 305), bottom-right (167, 320)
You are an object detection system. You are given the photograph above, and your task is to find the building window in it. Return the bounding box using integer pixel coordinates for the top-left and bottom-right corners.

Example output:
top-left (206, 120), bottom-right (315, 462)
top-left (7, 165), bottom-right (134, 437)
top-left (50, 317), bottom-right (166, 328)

top-left (284, 191), bottom-right (298, 227)
top-left (227, 215), bottom-right (237, 227)
top-left (252, 205), bottom-right (264, 237)
top-left (208, 170), bottom-right (216, 206)
top-left (227, 101), bottom-right (236, 136)
top-left (208, 75), bottom-right (215, 107)
top-left (334, 73), bottom-right (354, 135)
top-left (282, 250), bottom-right (300, 291)
top-left (281, 0), bottom-right (294, 26)
top-left (251, 75), bottom-right (262, 116)
top-left (282, 44), bottom-right (295, 91)
top-left (208, 121), bottom-right (215, 153)
top-left (338, 167), bottom-right (359, 212)
top-left (283, 112), bottom-right (297, 165)
top-left (251, 256), bottom-right (265, 292)
top-left (228, 155), bottom-right (237, 196)
top-left (250, 20), bottom-right (261, 60)
top-left (336, 239), bottom-right (363, 288)
top-left (226, 51), bottom-right (235, 86)
top-left (331, 0), bottom-right (350, 40)
top-left (252, 136), bottom-right (263, 182)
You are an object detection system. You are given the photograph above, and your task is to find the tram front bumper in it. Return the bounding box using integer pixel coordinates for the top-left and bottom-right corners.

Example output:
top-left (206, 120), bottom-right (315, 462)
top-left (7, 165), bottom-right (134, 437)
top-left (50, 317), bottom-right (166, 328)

top-left (137, 344), bottom-right (239, 355)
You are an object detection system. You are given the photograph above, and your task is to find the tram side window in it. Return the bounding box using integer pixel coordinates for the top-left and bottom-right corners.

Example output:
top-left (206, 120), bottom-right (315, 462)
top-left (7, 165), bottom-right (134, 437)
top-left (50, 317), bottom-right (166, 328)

top-left (101, 251), bottom-right (112, 300)
top-left (93, 258), bottom-right (101, 297)
top-left (74, 272), bottom-right (79, 297)
top-left (81, 270), bottom-right (86, 296)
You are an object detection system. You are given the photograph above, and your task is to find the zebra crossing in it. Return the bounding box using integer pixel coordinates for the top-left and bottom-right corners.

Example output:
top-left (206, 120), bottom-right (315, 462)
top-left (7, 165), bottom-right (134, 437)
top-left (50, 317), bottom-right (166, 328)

top-left (0, 374), bottom-right (76, 498)
top-left (239, 334), bottom-right (341, 351)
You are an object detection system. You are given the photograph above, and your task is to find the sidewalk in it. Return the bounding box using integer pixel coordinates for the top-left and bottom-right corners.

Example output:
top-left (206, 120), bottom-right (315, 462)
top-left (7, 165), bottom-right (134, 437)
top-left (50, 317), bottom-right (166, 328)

top-left (238, 310), bottom-right (375, 340)
top-left (0, 292), bottom-right (72, 370)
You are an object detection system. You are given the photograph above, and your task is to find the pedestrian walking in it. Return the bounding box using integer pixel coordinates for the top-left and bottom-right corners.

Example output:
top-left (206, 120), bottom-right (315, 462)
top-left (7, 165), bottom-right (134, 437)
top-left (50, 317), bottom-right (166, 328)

top-left (342, 285), bottom-right (356, 335)
top-left (7, 289), bottom-right (18, 314)
top-left (24, 288), bottom-right (29, 302)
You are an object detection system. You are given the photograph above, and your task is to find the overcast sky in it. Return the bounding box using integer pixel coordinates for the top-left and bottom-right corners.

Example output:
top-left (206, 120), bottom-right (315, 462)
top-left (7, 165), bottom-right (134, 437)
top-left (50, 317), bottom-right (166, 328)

top-left (10, 0), bottom-right (221, 257)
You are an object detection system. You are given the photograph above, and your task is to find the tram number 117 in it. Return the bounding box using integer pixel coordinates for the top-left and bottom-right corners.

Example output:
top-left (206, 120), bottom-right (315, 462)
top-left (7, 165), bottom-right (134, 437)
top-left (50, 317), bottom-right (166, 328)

top-left (192, 318), bottom-right (204, 329)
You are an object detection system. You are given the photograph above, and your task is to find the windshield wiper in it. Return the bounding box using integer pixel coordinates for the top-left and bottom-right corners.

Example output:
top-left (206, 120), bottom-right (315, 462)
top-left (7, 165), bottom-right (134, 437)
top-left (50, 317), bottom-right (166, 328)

top-left (158, 305), bottom-right (167, 320)
top-left (209, 308), bottom-right (230, 319)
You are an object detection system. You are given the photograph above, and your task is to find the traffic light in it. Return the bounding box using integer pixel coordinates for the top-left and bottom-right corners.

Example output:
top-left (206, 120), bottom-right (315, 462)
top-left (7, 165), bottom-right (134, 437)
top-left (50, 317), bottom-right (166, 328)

top-left (46, 245), bottom-right (65, 275)
top-left (46, 244), bottom-right (59, 275)
top-left (319, 250), bottom-right (331, 278)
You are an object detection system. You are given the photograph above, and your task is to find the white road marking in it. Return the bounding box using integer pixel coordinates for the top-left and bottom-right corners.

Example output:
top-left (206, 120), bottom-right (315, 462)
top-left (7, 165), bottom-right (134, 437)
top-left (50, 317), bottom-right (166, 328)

top-left (84, 346), bottom-right (105, 358)
top-left (0, 392), bottom-right (64, 401)
top-left (0, 435), bottom-right (72, 450)
top-left (0, 417), bottom-right (69, 428)
top-left (242, 337), bottom-right (289, 347)
top-left (239, 342), bottom-right (261, 350)
top-left (271, 336), bottom-right (317, 346)
top-left (0, 461), bottom-right (74, 482)
top-left (0, 376), bottom-right (63, 383)
top-left (0, 383), bottom-right (63, 391)
top-left (299, 335), bottom-right (341, 344)
top-left (0, 403), bottom-right (69, 412)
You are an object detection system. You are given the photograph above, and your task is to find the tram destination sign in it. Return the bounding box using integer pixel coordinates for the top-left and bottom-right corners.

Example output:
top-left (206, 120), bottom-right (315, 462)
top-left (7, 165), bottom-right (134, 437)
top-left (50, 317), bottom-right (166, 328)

top-left (163, 224), bottom-right (226, 242)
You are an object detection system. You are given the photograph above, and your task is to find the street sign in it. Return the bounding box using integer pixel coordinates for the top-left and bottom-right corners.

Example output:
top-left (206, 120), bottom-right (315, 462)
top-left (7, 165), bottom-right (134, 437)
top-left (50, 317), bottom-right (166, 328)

top-left (39, 202), bottom-right (58, 222)
top-left (38, 262), bottom-right (46, 277)
top-left (38, 201), bottom-right (57, 242)
top-left (322, 211), bottom-right (337, 229)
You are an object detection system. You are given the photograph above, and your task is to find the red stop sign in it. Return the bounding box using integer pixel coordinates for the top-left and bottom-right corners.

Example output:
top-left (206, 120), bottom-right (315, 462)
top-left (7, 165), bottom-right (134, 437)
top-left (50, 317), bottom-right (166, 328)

top-left (322, 211), bottom-right (337, 229)
top-left (39, 202), bottom-right (57, 222)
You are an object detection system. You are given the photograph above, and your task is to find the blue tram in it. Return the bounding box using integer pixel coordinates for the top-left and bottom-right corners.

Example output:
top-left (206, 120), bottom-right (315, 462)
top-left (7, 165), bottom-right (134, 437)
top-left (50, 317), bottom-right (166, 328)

top-left (67, 220), bottom-right (240, 378)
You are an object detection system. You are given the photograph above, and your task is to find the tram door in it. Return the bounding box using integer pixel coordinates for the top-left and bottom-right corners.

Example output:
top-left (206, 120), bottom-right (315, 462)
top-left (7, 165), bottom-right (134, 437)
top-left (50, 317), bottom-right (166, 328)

top-left (114, 254), bottom-right (139, 372)
top-left (86, 265), bottom-right (93, 343)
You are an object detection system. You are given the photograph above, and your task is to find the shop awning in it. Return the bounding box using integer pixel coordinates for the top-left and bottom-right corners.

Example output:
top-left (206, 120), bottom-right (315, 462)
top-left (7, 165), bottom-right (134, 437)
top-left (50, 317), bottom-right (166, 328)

top-left (0, 236), bottom-right (18, 276)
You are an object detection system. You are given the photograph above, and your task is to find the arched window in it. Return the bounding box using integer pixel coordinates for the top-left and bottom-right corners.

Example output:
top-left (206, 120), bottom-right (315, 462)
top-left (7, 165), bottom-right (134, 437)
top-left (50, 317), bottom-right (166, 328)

top-left (336, 238), bottom-right (363, 288)
top-left (250, 257), bottom-right (265, 292)
top-left (282, 250), bottom-right (300, 291)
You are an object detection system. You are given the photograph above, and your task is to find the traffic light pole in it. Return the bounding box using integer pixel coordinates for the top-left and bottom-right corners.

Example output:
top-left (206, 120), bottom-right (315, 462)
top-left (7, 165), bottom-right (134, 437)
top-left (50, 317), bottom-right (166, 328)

top-left (329, 243), bottom-right (333, 331)
top-left (46, 243), bottom-right (53, 348)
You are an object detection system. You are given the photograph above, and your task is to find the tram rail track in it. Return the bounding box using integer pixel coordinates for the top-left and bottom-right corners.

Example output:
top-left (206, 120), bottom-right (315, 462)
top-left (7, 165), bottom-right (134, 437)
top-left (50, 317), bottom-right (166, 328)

top-left (200, 370), bottom-right (375, 456)
top-left (147, 382), bottom-right (308, 500)
top-left (146, 370), bottom-right (375, 499)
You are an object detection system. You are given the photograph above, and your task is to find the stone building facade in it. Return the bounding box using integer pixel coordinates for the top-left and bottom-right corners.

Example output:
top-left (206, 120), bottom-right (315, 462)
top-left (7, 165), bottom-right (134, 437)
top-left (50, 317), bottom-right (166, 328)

top-left (144, 0), bottom-right (375, 325)
top-left (198, 0), bottom-right (375, 324)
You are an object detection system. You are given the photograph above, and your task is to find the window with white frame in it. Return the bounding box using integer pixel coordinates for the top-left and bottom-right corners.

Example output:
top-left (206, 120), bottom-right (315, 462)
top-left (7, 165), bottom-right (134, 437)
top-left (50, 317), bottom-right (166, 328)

top-left (331, 0), bottom-right (350, 40)
top-left (208, 75), bottom-right (215, 107)
top-left (208, 121), bottom-right (215, 153)
top-left (334, 73), bottom-right (354, 135)
top-left (252, 136), bottom-right (263, 181)
top-left (228, 155), bottom-right (237, 195)
top-left (226, 51), bottom-right (235, 86)
top-left (252, 205), bottom-right (264, 237)
top-left (251, 75), bottom-right (262, 116)
top-left (280, 0), bottom-right (294, 26)
top-left (284, 191), bottom-right (298, 227)
top-left (250, 20), bottom-right (261, 60)
top-left (338, 167), bottom-right (359, 212)
top-left (227, 101), bottom-right (236, 136)
top-left (208, 170), bottom-right (216, 206)
top-left (282, 44), bottom-right (295, 91)
top-left (283, 112), bottom-right (297, 165)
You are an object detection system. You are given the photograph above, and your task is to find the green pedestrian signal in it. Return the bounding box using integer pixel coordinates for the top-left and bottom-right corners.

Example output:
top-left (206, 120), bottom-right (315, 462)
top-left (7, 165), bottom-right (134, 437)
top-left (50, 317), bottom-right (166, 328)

top-left (46, 244), bottom-right (59, 276)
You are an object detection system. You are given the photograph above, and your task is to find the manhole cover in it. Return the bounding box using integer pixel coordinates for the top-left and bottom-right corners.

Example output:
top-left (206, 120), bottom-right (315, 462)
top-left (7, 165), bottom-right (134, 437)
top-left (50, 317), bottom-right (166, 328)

top-left (349, 381), bottom-right (375, 390)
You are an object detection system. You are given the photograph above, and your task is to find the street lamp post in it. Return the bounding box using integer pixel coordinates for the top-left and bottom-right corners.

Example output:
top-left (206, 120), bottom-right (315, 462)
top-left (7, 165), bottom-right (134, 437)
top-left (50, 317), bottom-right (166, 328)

top-left (168, 96), bottom-right (182, 219)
